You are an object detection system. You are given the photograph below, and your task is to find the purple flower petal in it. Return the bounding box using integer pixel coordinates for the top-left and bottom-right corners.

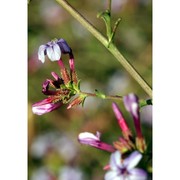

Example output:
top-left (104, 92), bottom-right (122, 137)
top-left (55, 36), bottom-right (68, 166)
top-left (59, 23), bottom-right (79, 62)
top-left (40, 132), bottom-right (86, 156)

top-left (57, 39), bottom-right (72, 54)
top-left (110, 151), bottom-right (122, 170)
top-left (123, 93), bottom-right (139, 120)
top-left (123, 151), bottom-right (142, 171)
top-left (105, 150), bottom-right (147, 180)
top-left (42, 80), bottom-right (50, 92)
top-left (38, 38), bottom-right (73, 63)
top-left (123, 94), bottom-right (143, 138)
top-left (78, 132), bottom-right (100, 143)
top-left (128, 168), bottom-right (147, 180)
top-left (42, 80), bottom-right (57, 95)
top-left (105, 171), bottom-right (123, 180)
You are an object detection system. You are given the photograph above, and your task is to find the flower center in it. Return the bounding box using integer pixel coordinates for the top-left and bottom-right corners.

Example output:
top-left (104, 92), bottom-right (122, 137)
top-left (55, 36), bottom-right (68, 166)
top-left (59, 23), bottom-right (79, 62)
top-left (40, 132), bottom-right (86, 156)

top-left (120, 167), bottom-right (129, 178)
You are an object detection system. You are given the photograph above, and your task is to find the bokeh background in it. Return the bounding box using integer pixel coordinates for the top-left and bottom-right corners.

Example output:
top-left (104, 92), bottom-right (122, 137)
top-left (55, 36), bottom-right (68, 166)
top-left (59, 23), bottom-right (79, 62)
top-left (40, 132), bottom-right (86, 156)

top-left (28, 0), bottom-right (152, 179)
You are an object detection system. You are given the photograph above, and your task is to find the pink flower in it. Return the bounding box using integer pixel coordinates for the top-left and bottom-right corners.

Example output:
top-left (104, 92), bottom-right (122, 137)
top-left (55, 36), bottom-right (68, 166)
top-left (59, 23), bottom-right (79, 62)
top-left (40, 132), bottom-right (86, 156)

top-left (123, 94), bottom-right (142, 138)
top-left (123, 93), bottom-right (146, 152)
top-left (112, 102), bottom-right (132, 140)
top-left (78, 132), bottom-right (115, 152)
top-left (32, 98), bottom-right (63, 115)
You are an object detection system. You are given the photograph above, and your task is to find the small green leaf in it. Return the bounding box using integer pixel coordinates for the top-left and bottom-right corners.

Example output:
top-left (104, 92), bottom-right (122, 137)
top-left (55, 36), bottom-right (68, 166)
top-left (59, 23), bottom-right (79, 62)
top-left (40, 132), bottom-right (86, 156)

top-left (66, 81), bottom-right (73, 89)
top-left (95, 89), bottom-right (106, 99)
top-left (72, 80), bottom-right (81, 93)
top-left (97, 10), bottom-right (112, 42)
top-left (108, 17), bottom-right (121, 46)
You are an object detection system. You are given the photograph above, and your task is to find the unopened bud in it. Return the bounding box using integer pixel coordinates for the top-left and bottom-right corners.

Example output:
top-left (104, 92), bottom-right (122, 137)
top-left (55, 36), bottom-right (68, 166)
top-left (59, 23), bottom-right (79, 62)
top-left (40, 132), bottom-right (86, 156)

top-left (112, 103), bottom-right (132, 140)
top-left (61, 68), bottom-right (71, 85)
top-left (67, 96), bottom-right (84, 109)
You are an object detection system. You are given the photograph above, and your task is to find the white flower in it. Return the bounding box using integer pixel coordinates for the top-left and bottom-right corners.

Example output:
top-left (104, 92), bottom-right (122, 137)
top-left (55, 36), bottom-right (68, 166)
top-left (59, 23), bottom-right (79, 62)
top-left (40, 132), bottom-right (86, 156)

top-left (38, 38), bottom-right (72, 63)
top-left (105, 151), bottom-right (147, 180)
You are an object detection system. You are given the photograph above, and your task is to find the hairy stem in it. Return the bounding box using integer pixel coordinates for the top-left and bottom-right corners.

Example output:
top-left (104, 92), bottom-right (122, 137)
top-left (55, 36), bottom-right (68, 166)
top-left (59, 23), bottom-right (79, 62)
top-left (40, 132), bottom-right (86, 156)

top-left (56, 0), bottom-right (152, 98)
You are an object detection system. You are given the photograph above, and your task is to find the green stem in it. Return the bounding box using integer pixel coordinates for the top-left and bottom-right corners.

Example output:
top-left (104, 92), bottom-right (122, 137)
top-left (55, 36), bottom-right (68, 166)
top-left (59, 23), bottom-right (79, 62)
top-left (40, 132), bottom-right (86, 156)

top-left (108, 0), bottom-right (112, 12)
top-left (108, 0), bottom-right (112, 37)
top-left (79, 91), bottom-right (122, 100)
top-left (78, 90), bottom-right (152, 107)
top-left (56, 0), bottom-right (152, 98)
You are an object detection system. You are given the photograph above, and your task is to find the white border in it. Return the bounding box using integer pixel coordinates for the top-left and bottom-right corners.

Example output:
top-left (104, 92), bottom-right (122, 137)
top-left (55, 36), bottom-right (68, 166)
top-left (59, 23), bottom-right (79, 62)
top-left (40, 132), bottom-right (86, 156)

top-left (0, 0), bottom-right (27, 180)
top-left (1, 0), bottom-right (180, 179)
top-left (153, 0), bottom-right (180, 179)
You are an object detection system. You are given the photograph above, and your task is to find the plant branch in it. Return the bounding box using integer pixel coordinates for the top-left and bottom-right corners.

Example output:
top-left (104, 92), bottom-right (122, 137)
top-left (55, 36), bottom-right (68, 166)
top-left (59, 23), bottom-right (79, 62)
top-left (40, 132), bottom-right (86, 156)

top-left (79, 91), bottom-right (122, 100)
top-left (56, 0), bottom-right (152, 98)
top-left (78, 90), bottom-right (152, 107)
top-left (108, 0), bottom-right (112, 12)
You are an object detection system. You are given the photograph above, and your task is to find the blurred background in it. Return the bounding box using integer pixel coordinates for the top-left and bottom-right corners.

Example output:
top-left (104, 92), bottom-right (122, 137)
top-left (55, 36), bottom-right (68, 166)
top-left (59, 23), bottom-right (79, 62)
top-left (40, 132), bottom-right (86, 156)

top-left (28, 0), bottom-right (152, 179)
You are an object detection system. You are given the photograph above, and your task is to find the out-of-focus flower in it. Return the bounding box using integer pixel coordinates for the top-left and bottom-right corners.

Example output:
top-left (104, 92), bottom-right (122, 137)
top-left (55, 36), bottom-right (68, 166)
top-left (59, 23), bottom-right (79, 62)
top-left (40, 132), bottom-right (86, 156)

top-left (103, 0), bottom-right (127, 13)
top-left (30, 134), bottom-right (54, 159)
top-left (30, 132), bottom-right (78, 162)
top-left (28, 53), bottom-right (43, 74)
top-left (123, 93), bottom-right (141, 136)
top-left (78, 132), bottom-right (115, 152)
top-left (104, 151), bottom-right (147, 180)
top-left (55, 135), bottom-right (78, 163)
top-left (58, 166), bottom-right (84, 180)
top-left (106, 71), bottom-right (129, 95)
top-left (39, 0), bottom-right (64, 26)
top-left (30, 167), bottom-right (56, 180)
top-left (38, 38), bottom-right (72, 63)
top-left (140, 105), bottom-right (152, 125)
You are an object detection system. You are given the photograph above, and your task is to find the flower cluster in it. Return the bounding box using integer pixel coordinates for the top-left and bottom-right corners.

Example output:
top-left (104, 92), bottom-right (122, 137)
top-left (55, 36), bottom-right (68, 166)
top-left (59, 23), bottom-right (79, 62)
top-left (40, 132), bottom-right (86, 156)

top-left (78, 93), bottom-right (148, 179)
top-left (32, 38), bottom-right (150, 179)
top-left (32, 38), bottom-right (85, 115)
top-left (78, 93), bottom-right (146, 153)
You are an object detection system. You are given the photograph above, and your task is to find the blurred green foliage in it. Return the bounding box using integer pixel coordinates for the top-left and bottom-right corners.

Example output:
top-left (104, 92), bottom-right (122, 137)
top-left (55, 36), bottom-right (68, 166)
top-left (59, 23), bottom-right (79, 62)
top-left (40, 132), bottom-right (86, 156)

top-left (28, 0), bottom-right (152, 179)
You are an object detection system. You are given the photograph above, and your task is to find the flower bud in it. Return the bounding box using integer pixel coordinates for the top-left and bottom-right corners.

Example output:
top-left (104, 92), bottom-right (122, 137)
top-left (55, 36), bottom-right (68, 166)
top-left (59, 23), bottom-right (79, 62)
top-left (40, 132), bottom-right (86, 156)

top-left (78, 132), bottom-right (115, 152)
top-left (32, 99), bottom-right (62, 115)
top-left (112, 102), bottom-right (132, 140)
top-left (67, 96), bottom-right (85, 109)
top-left (123, 94), bottom-right (143, 139)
